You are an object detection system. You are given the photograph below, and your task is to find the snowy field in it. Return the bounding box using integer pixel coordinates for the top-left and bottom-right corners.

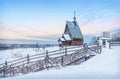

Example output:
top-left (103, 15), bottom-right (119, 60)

top-left (0, 46), bottom-right (120, 79)
top-left (0, 48), bottom-right (45, 64)
top-left (0, 46), bottom-right (60, 64)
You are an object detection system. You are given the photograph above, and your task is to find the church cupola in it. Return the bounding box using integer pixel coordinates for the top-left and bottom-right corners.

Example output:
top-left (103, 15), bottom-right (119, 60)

top-left (73, 11), bottom-right (77, 26)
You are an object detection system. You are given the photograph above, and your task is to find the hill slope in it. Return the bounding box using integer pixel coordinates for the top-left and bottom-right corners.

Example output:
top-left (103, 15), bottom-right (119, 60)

top-left (2, 46), bottom-right (120, 79)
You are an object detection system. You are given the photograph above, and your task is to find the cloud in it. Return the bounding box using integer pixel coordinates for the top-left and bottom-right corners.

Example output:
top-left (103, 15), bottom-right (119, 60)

top-left (0, 19), bottom-right (65, 39)
top-left (78, 9), bottom-right (120, 35)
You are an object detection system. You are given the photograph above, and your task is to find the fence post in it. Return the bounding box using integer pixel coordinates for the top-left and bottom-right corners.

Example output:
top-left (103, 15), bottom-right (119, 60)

top-left (97, 43), bottom-right (102, 54)
top-left (83, 43), bottom-right (88, 61)
top-left (22, 63), bottom-right (25, 74)
top-left (99, 45), bottom-right (102, 54)
top-left (65, 47), bottom-right (67, 56)
top-left (9, 65), bottom-right (11, 76)
top-left (83, 43), bottom-right (88, 54)
top-left (109, 42), bottom-right (111, 49)
top-left (27, 54), bottom-right (30, 64)
top-left (45, 50), bottom-right (49, 69)
top-left (61, 56), bottom-right (64, 67)
top-left (4, 61), bottom-right (7, 77)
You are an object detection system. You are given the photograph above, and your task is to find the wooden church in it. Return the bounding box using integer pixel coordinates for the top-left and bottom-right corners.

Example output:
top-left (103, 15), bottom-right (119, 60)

top-left (58, 12), bottom-right (84, 46)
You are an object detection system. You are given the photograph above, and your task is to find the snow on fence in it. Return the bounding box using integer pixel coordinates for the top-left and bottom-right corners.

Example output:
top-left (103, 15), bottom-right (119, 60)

top-left (0, 44), bottom-right (102, 78)
top-left (109, 41), bottom-right (120, 46)
top-left (109, 41), bottom-right (120, 48)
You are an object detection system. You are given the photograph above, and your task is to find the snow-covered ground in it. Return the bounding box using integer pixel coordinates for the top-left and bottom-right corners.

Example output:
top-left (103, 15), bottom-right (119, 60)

top-left (0, 46), bottom-right (120, 79)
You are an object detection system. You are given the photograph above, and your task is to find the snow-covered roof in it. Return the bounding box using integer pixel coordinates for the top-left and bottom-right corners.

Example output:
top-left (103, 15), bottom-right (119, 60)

top-left (99, 37), bottom-right (111, 40)
top-left (64, 21), bottom-right (83, 40)
top-left (59, 34), bottom-right (71, 42)
top-left (63, 34), bottom-right (71, 41)
top-left (59, 37), bottom-right (65, 41)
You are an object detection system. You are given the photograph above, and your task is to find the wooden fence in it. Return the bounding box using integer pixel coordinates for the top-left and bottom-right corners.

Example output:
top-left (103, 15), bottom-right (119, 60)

top-left (0, 44), bottom-right (102, 77)
top-left (109, 41), bottom-right (120, 48)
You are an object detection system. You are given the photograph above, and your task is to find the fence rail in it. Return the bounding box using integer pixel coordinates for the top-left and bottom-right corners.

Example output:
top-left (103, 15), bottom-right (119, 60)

top-left (0, 44), bottom-right (102, 77)
top-left (109, 41), bottom-right (120, 46)
top-left (109, 41), bottom-right (120, 48)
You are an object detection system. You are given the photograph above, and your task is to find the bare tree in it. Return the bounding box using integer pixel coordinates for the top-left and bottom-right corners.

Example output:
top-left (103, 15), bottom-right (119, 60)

top-left (90, 36), bottom-right (99, 44)
top-left (110, 28), bottom-right (120, 41)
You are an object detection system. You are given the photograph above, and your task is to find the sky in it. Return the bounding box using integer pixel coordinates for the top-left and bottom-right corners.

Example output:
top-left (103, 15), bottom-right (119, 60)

top-left (0, 0), bottom-right (120, 40)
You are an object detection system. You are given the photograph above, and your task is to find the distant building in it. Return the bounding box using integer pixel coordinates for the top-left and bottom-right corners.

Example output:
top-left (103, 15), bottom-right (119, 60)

top-left (58, 12), bottom-right (83, 46)
top-left (99, 32), bottom-right (111, 48)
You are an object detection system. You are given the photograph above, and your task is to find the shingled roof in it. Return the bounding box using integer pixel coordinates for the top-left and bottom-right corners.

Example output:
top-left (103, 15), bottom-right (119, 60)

top-left (64, 21), bottom-right (83, 40)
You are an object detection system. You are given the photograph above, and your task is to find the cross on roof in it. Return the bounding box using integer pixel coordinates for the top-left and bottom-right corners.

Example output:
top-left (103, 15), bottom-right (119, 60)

top-left (73, 11), bottom-right (76, 21)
